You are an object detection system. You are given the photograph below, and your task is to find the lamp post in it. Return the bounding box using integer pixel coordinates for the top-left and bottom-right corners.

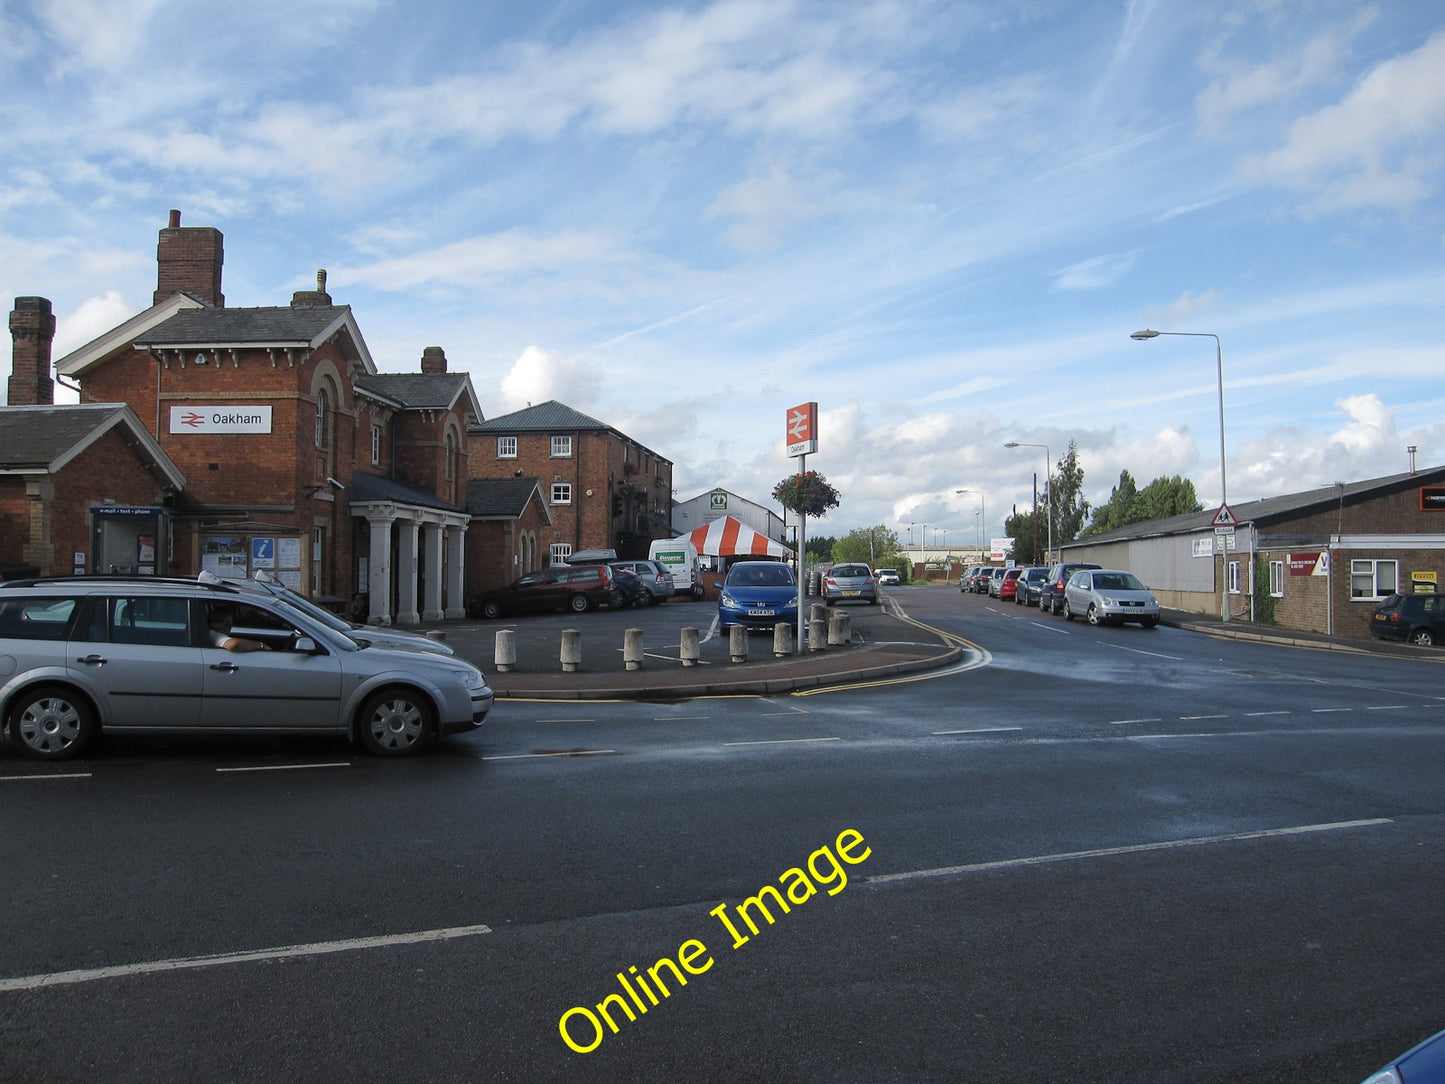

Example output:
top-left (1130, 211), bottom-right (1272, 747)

top-left (956, 489), bottom-right (984, 559)
top-left (1131, 328), bottom-right (1229, 620)
top-left (1004, 442), bottom-right (1052, 565)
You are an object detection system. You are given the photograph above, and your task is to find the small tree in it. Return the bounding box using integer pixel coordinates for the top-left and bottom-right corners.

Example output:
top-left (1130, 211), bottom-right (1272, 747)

top-left (772, 470), bottom-right (842, 519)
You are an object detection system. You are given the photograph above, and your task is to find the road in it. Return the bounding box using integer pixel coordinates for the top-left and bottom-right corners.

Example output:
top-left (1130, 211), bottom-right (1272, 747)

top-left (2, 585), bottom-right (1442, 1082)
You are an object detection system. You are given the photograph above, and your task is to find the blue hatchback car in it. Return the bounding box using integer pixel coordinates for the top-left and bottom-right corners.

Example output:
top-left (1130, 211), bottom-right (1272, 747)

top-left (717, 561), bottom-right (799, 630)
top-left (1362, 1026), bottom-right (1445, 1083)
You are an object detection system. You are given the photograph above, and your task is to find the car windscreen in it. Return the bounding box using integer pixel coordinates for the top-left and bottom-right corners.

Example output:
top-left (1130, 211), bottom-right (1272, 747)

top-left (1094, 572), bottom-right (1144, 591)
top-left (728, 565), bottom-right (795, 586)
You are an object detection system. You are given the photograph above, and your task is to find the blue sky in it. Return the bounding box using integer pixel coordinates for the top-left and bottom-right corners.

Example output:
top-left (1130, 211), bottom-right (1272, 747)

top-left (3, 0), bottom-right (1443, 548)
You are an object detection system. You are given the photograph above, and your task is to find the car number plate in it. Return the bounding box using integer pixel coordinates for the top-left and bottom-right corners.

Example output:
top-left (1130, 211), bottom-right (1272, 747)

top-left (843, 590), bottom-right (860, 596)
top-left (747, 608), bottom-right (775, 616)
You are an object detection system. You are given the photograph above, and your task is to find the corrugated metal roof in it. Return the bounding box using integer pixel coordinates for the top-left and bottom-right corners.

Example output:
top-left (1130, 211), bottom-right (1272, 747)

top-left (1065, 466), bottom-right (1445, 547)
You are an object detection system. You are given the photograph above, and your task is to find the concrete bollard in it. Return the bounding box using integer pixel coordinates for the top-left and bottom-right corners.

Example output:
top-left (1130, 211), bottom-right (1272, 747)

top-left (623, 627), bottom-right (644, 671)
top-left (560, 628), bottom-right (582, 672)
top-left (494, 629), bottom-right (517, 672)
top-left (426, 629), bottom-right (448, 645)
top-left (773, 621), bottom-right (794, 658)
top-left (810, 602), bottom-right (828, 623)
top-left (729, 625), bottom-right (749, 663)
top-left (809, 615), bottom-right (827, 652)
top-left (828, 611), bottom-right (852, 646)
top-left (680, 627), bottom-right (700, 667)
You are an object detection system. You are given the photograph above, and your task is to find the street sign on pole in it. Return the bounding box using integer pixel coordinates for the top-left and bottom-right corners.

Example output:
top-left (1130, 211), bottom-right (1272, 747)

top-left (1210, 503), bottom-right (1237, 528)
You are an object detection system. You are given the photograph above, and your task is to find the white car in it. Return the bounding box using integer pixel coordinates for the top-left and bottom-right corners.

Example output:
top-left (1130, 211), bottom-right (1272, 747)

top-left (874, 569), bottom-right (901, 586)
top-left (1062, 568), bottom-right (1160, 628)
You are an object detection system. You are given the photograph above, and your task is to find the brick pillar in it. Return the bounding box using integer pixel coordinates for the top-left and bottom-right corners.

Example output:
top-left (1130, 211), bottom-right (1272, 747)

top-left (420, 346), bottom-right (447, 373)
top-left (154, 210), bottom-right (224, 307)
top-left (8, 296), bottom-right (56, 406)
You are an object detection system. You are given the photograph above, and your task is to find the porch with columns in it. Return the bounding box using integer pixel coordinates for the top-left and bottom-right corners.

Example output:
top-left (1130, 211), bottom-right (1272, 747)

top-left (357, 501), bottom-right (469, 626)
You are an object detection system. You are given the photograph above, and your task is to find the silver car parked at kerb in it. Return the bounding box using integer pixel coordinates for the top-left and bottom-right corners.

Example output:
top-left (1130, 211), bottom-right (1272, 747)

top-left (1062, 568), bottom-right (1161, 628)
top-left (0, 576), bottom-right (492, 760)
top-left (822, 563), bottom-right (879, 606)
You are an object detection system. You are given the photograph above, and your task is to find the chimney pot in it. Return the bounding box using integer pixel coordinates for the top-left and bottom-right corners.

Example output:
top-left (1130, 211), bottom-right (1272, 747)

top-left (8, 296), bottom-right (56, 406)
top-left (420, 346), bottom-right (447, 373)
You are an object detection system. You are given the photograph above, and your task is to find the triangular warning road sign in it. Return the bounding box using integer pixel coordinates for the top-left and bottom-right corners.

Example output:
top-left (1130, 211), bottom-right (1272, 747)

top-left (1211, 503), bottom-right (1238, 528)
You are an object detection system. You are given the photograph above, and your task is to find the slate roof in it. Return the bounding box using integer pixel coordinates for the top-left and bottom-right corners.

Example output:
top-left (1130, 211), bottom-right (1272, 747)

top-left (465, 477), bottom-right (551, 520)
top-left (354, 372), bottom-right (481, 417)
top-left (0, 404), bottom-right (185, 487)
top-left (469, 400), bottom-right (609, 433)
top-left (1063, 465), bottom-right (1445, 548)
top-left (134, 305), bottom-right (355, 347)
top-left (348, 471), bottom-right (465, 514)
top-left (468, 399), bottom-right (670, 463)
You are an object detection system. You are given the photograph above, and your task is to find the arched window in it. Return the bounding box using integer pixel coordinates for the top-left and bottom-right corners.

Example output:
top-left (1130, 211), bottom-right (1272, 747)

top-left (315, 388), bottom-right (330, 449)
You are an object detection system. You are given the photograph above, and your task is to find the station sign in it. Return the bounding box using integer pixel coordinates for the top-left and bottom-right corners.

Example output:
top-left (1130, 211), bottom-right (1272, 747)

top-left (786, 402), bottom-right (818, 458)
top-left (169, 405), bottom-right (273, 434)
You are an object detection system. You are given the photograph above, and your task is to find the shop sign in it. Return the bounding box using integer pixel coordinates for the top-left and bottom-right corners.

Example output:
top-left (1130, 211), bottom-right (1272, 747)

top-left (90, 505), bottom-right (162, 517)
top-left (1288, 552), bottom-right (1324, 575)
top-left (1420, 486), bottom-right (1445, 510)
top-left (169, 406), bottom-right (273, 434)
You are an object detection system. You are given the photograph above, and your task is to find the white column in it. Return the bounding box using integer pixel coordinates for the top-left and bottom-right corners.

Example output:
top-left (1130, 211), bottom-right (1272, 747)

top-left (445, 524), bottom-right (467, 619)
top-left (366, 513), bottom-right (395, 626)
top-left (395, 518), bottom-right (420, 625)
top-left (421, 521), bottom-right (445, 621)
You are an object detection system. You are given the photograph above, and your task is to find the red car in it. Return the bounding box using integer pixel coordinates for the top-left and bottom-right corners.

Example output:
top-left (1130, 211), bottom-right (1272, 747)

top-left (998, 567), bottom-right (1022, 600)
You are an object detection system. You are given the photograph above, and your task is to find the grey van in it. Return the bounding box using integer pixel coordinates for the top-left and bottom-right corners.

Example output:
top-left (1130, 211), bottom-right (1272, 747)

top-left (0, 576), bottom-right (492, 760)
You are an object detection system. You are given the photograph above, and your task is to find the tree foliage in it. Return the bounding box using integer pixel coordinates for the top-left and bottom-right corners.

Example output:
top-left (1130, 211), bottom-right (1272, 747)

top-left (1082, 471), bottom-right (1202, 536)
top-left (832, 525), bottom-right (902, 568)
top-left (805, 534), bottom-right (837, 563)
top-left (1003, 440), bottom-right (1090, 565)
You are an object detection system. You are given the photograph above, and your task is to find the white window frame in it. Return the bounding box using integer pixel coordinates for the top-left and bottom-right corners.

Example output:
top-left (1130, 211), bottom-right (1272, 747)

top-left (550, 483), bottom-right (572, 505)
top-left (551, 435), bottom-right (572, 458)
top-left (314, 388), bottom-right (330, 450)
top-left (1228, 560), bottom-right (1242, 594)
top-left (497, 436), bottom-right (517, 459)
top-left (549, 543), bottom-right (571, 566)
top-left (371, 424), bottom-right (382, 466)
top-left (1350, 559), bottom-right (1398, 600)
top-left (1269, 559), bottom-right (1285, 598)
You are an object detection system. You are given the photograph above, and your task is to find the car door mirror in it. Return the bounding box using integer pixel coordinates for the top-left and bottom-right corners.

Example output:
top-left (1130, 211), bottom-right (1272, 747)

top-left (294, 636), bottom-right (318, 653)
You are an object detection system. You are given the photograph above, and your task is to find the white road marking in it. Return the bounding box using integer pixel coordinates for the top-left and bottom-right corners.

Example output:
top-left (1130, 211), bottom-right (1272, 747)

top-left (932, 727), bottom-right (1023, 735)
top-left (1310, 708), bottom-right (1352, 714)
top-left (1365, 705), bottom-right (1408, 711)
top-left (0, 924), bottom-right (495, 993)
top-left (216, 762), bottom-right (350, 773)
top-left (1180, 714), bottom-right (1228, 721)
top-left (868, 819), bottom-right (1392, 885)
top-left (1104, 642), bottom-right (1184, 660)
top-left (0, 773), bottom-right (92, 782)
top-left (1108, 718), bottom-right (1162, 726)
top-left (723, 737), bottom-right (841, 746)
top-left (1244, 711), bottom-right (1290, 717)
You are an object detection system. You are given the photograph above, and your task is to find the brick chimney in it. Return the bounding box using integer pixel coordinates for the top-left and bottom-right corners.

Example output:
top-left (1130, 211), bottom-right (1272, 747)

top-left (8, 296), bottom-right (56, 406)
top-left (154, 209), bottom-right (224, 307)
top-left (291, 269), bottom-right (333, 308)
top-left (420, 346), bottom-right (447, 373)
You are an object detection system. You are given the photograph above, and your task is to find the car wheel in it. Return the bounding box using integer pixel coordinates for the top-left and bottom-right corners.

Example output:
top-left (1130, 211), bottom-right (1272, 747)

top-left (1410, 628), bottom-right (1435, 647)
top-left (569, 592), bottom-right (593, 613)
top-left (358, 689), bottom-right (433, 756)
top-left (1086, 603), bottom-right (1103, 627)
top-left (481, 599), bottom-right (502, 619)
top-left (10, 686), bottom-right (97, 760)
top-left (1063, 601), bottom-right (1074, 621)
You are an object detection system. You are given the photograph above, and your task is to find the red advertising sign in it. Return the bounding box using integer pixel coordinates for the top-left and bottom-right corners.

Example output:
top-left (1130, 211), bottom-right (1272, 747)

top-left (786, 402), bottom-right (818, 458)
top-left (1288, 552), bottom-right (1323, 575)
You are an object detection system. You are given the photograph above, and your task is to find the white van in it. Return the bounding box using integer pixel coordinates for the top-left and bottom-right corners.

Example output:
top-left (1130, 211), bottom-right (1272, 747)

top-left (648, 537), bottom-right (705, 600)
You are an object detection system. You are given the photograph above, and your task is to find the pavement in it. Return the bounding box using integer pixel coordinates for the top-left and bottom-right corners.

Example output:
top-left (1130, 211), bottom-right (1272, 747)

top-left (406, 594), bottom-right (1437, 702)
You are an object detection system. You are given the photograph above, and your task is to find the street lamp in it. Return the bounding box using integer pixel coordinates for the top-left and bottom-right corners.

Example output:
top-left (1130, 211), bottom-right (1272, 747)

top-left (956, 489), bottom-right (985, 557)
top-left (1131, 328), bottom-right (1230, 621)
top-left (1004, 441), bottom-right (1052, 565)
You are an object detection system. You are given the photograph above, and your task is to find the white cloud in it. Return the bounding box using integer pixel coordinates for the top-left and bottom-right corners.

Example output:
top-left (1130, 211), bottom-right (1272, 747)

top-left (1195, 20), bottom-right (1363, 133)
top-left (497, 345), bottom-right (602, 414)
top-left (1243, 29), bottom-right (1445, 212)
top-left (1054, 252), bottom-right (1138, 291)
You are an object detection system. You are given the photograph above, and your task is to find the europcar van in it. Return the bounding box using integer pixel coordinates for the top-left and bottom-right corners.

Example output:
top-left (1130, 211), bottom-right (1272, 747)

top-left (648, 537), bottom-right (705, 600)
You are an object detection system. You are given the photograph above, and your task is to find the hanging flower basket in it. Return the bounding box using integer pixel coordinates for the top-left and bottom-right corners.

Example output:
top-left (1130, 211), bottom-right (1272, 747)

top-left (772, 471), bottom-right (841, 518)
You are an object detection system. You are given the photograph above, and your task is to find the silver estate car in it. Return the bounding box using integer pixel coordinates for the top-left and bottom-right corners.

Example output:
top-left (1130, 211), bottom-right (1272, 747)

top-left (0, 576), bottom-right (492, 760)
top-left (1062, 568), bottom-right (1161, 628)
top-left (822, 563), bottom-right (879, 606)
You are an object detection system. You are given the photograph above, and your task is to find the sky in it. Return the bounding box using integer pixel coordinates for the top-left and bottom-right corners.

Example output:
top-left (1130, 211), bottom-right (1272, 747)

top-left (3, 0), bottom-right (1443, 551)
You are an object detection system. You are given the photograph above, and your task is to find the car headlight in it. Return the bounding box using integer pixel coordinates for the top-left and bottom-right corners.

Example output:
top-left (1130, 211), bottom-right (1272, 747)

top-left (719, 591), bottom-right (741, 610)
